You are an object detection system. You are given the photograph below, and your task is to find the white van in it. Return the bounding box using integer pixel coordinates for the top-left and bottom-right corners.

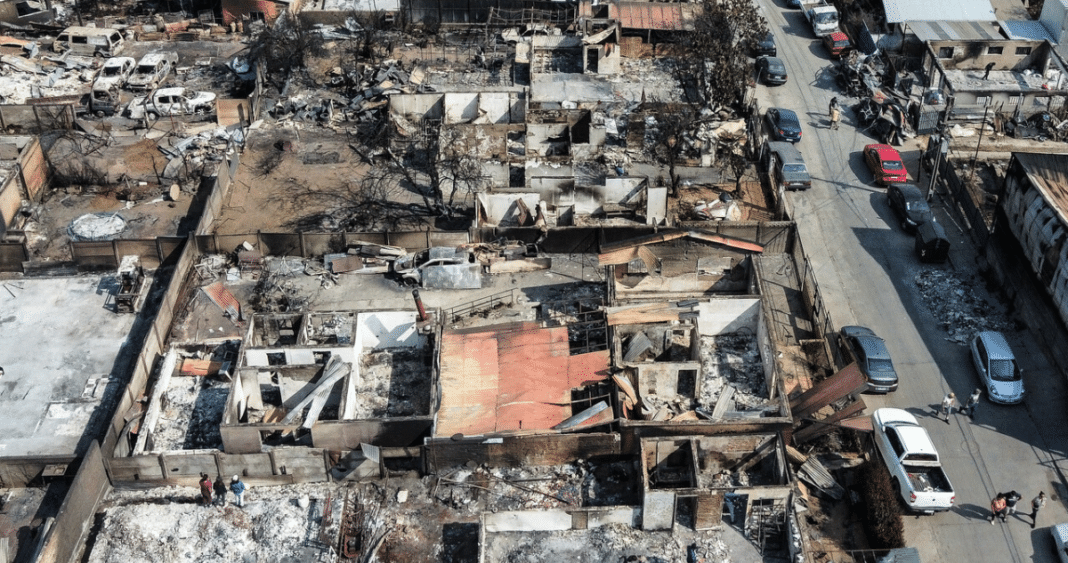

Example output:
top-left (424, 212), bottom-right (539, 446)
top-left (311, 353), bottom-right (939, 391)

top-left (53, 26), bottom-right (126, 57)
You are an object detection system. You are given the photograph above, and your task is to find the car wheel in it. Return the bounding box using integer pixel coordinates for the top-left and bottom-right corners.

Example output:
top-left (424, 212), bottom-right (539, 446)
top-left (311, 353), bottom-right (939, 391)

top-left (194, 107), bottom-right (206, 115)
top-left (146, 111), bottom-right (159, 121)
top-left (94, 110), bottom-right (105, 118)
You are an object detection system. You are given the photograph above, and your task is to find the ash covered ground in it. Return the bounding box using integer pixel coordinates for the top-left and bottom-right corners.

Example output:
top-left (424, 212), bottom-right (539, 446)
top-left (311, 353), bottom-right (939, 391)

top-left (698, 332), bottom-right (771, 411)
top-left (82, 460), bottom-right (764, 562)
top-left (151, 376), bottom-right (230, 451)
top-left (351, 348), bottom-right (431, 418)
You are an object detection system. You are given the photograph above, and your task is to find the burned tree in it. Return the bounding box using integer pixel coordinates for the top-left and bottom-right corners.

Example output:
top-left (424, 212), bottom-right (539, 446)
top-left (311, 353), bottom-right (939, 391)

top-left (286, 119), bottom-right (486, 231)
top-left (380, 122), bottom-right (487, 224)
top-left (247, 14), bottom-right (328, 89)
top-left (672, 0), bottom-right (767, 110)
top-left (647, 104), bottom-right (696, 196)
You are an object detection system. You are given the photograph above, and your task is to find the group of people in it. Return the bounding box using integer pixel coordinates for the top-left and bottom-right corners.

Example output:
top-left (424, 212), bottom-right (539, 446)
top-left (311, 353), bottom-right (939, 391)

top-left (198, 474), bottom-right (247, 508)
top-left (939, 389), bottom-right (983, 423)
top-left (989, 491), bottom-right (1046, 529)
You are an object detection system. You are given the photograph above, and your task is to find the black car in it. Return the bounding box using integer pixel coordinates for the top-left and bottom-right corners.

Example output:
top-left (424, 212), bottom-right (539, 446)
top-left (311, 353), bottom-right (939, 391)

top-left (765, 108), bottom-right (802, 143)
top-left (753, 32), bottom-right (777, 57)
top-left (757, 56), bottom-right (788, 86)
top-left (886, 183), bottom-right (932, 232)
top-left (839, 326), bottom-right (899, 393)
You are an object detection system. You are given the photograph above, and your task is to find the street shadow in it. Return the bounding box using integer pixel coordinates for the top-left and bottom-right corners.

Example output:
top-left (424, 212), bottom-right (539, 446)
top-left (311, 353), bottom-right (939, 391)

top-left (849, 225), bottom-right (1061, 453)
top-left (953, 502), bottom-right (994, 521)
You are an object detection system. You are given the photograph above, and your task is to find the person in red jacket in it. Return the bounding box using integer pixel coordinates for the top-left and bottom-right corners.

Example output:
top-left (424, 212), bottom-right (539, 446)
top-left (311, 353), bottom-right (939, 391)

top-left (198, 473), bottom-right (212, 506)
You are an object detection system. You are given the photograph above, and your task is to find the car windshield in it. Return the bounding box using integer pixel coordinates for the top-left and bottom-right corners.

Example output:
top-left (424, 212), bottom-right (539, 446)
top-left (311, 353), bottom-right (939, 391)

top-left (834, 39), bottom-right (850, 47)
top-left (905, 201), bottom-right (926, 211)
top-left (883, 160), bottom-right (904, 170)
top-left (813, 13), bottom-right (837, 25)
top-left (783, 164), bottom-right (807, 173)
top-left (868, 358), bottom-right (894, 372)
top-left (103, 66), bottom-right (123, 76)
top-left (137, 64), bottom-right (155, 74)
top-left (990, 359), bottom-right (1021, 381)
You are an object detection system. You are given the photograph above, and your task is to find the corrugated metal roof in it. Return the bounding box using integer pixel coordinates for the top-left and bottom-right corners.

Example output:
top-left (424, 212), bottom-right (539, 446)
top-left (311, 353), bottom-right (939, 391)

top-left (1014, 152), bottom-right (1068, 229)
top-left (612, 2), bottom-right (694, 31)
top-left (908, 20), bottom-right (1003, 41)
top-left (202, 281), bottom-right (241, 319)
top-left (885, 0), bottom-right (994, 23)
top-left (1002, 19), bottom-right (1056, 42)
top-left (436, 323), bottom-right (611, 437)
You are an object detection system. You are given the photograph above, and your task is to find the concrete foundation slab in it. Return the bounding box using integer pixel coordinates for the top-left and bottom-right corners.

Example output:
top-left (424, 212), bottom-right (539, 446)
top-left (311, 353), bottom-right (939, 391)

top-left (0, 276), bottom-right (138, 458)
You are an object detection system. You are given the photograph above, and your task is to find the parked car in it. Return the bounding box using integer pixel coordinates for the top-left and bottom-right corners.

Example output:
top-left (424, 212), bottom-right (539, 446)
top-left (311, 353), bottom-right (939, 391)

top-left (1051, 522), bottom-right (1068, 563)
top-left (864, 143), bottom-right (907, 185)
top-left (127, 87), bottom-right (216, 120)
top-left (95, 57), bottom-right (135, 89)
top-left (53, 26), bottom-right (125, 57)
top-left (756, 56), bottom-right (788, 86)
top-left (839, 325), bottom-right (899, 393)
top-left (753, 32), bottom-right (777, 57)
top-left (822, 31), bottom-right (852, 58)
top-left (128, 51), bottom-right (178, 92)
top-left (886, 183), bottom-right (932, 232)
top-left (915, 220), bottom-right (950, 263)
top-left (765, 141), bottom-right (811, 191)
top-left (872, 408), bottom-right (956, 514)
top-left (765, 108), bottom-right (802, 143)
top-left (970, 331), bottom-right (1025, 404)
top-left (90, 56), bottom-right (136, 117)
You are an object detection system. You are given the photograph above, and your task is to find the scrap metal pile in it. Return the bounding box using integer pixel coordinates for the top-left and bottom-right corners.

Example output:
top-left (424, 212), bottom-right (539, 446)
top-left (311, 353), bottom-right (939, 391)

top-left (270, 59), bottom-right (432, 125)
top-left (831, 52), bottom-right (917, 145)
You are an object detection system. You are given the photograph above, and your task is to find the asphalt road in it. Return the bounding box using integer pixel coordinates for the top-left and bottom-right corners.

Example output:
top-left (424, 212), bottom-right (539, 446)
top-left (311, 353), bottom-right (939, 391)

top-left (750, 1), bottom-right (1068, 561)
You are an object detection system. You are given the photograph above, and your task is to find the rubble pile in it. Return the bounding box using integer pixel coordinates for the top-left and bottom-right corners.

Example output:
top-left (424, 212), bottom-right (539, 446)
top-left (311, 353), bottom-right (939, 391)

top-left (0, 52), bottom-right (96, 104)
top-left (697, 332), bottom-right (770, 411)
top-left (853, 97), bottom-right (914, 145)
top-left (913, 269), bottom-right (1014, 344)
top-left (156, 125), bottom-right (245, 181)
top-left (86, 483), bottom-right (342, 563)
top-left (437, 461), bottom-right (641, 513)
top-left (151, 375), bottom-right (229, 451)
top-left (482, 524), bottom-right (733, 562)
top-left (271, 59), bottom-right (429, 125)
top-left (352, 348), bottom-right (431, 417)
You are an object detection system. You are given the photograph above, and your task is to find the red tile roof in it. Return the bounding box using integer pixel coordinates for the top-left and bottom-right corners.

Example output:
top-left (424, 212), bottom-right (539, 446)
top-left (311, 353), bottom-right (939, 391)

top-left (612, 2), bottom-right (695, 31)
top-left (437, 323), bottom-right (610, 436)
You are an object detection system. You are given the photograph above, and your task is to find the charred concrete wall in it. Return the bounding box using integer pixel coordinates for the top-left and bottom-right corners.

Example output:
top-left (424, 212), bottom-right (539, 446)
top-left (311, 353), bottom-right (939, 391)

top-left (425, 433), bottom-right (621, 472)
top-left (0, 136), bottom-right (47, 237)
top-left (105, 447), bottom-right (368, 486)
top-left (926, 39), bottom-right (1052, 72)
top-left (195, 230), bottom-right (470, 255)
top-left (33, 442), bottom-right (110, 563)
top-left (222, 0), bottom-right (304, 26)
top-left (0, 0), bottom-right (54, 25)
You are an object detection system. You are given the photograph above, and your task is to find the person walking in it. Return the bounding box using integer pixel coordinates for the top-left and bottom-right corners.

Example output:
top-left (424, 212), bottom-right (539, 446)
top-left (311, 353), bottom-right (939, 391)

top-left (213, 475), bottom-right (227, 506)
top-left (198, 473), bottom-right (213, 506)
top-left (230, 475), bottom-right (247, 508)
top-left (1005, 490), bottom-right (1022, 515)
top-left (828, 97), bottom-right (841, 130)
top-left (983, 62), bottom-right (995, 80)
top-left (989, 493), bottom-right (1008, 524)
top-left (962, 388), bottom-right (982, 419)
top-left (1030, 492), bottom-right (1047, 529)
top-left (940, 392), bottom-right (957, 423)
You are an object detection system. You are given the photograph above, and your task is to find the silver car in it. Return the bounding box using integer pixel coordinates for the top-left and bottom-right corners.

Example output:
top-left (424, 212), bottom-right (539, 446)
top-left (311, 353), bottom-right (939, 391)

top-left (970, 331), bottom-right (1025, 404)
top-left (1052, 522), bottom-right (1068, 563)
